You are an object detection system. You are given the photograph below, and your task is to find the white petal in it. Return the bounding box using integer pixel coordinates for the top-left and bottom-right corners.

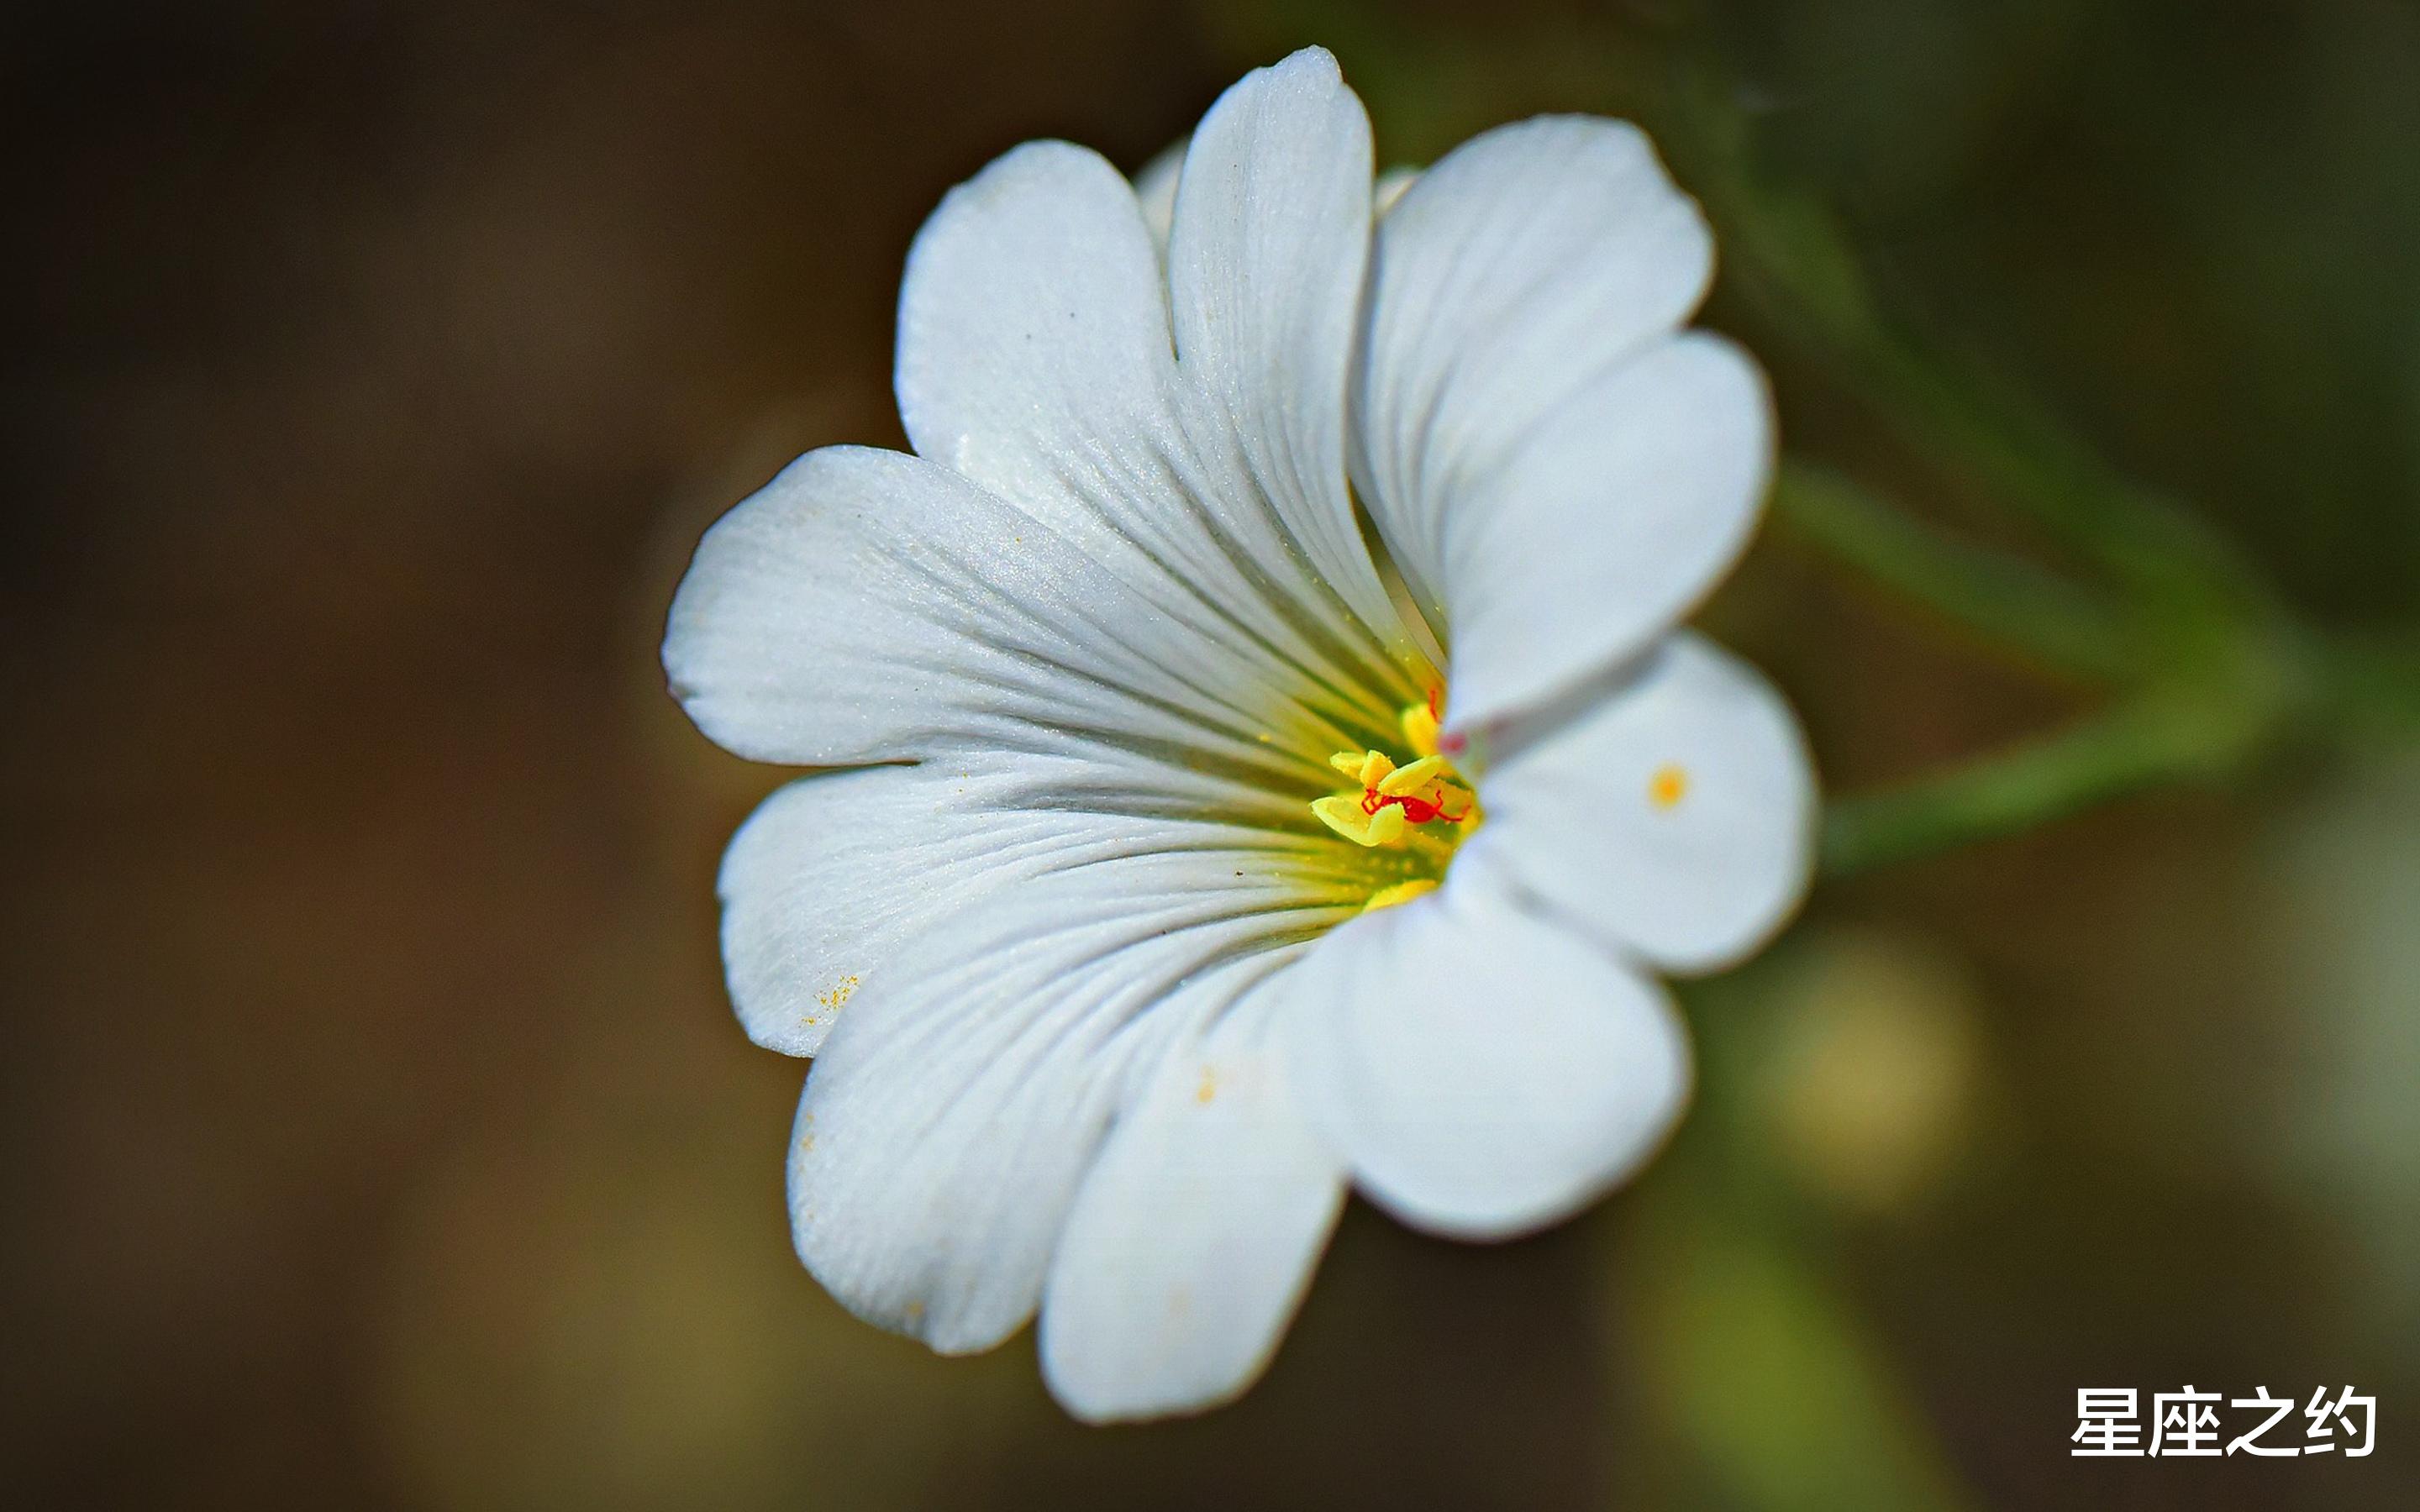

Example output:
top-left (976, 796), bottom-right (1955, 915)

top-left (718, 769), bottom-right (936, 1057)
top-left (1278, 857), bottom-right (1691, 1239)
top-left (1133, 139), bottom-right (1184, 251)
top-left (1352, 115), bottom-right (1717, 689)
top-left (895, 138), bottom-right (1174, 525)
top-left (889, 120), bottom-right (1418, 736)
top-left (1439, 334), bottom-right (1774, 730)
top-left (1143, 143), bottom-right (1415, 249)
top-left (1468, 633), bottom-right (1817, 975)
top-left (789, 853), bottom-right (1347, 1354)
top-left (1164, 47), bottom-right (1407, 654)
top-left (665, 444), bottom-right (1389, 785)
top-left (720, 761), bottom-right (1316, 1056)
top-left (1042, 999), bottom-right (1344, 1423)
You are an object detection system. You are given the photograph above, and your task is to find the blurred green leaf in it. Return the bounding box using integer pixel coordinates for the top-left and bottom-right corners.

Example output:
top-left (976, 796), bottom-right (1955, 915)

top-left (1629, 1194), bottom-right (1976, 1512)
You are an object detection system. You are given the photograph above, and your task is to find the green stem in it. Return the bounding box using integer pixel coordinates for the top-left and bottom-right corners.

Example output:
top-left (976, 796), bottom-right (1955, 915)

top-left (1819, 697), bottom-right (2256, 878)
top-left (2312, 630), bottom-right (2420, 739)
top-left (1772, 461), bottom-right (2137, 682)
top-left (1645, 59), bottom-right (2420, 874)
top-left (1663, 64), bottom-right (2263, 614)
top-left (1829, 323), bottom-right (2261, 612)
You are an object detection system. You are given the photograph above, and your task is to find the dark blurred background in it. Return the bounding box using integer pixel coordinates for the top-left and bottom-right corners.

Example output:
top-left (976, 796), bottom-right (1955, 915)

top-left (3, 2), bottom-right (2415, 1507)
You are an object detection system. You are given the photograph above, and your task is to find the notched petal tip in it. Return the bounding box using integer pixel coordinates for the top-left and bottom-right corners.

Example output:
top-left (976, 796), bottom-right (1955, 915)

top-left (1039, 1020), bottom-right (1345, 1424)
top-left (1351, 108), bottom-right (1730, 725)
top-left (1471, 632), bottom-right (1818, 978)
top-left (1277, 867), bottom-right (1698, 1242)
top-left (1260, 42), bottom-right (1343, 86)
top-left (1434, 330), bottom-right (1777, 733)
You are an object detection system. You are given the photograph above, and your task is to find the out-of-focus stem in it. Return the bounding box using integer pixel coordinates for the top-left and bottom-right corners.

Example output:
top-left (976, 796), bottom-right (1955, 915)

top-left (1647, 60), bottom-right (2420, 874)
top-left (1818, 696), bottom-right (2261, 878)
top-left (2312, 631), bottom-right (2420, 739)
top-left (1772, 461), bottom-right (2137, 683)
top-left (1666, 66), bottom-right (2262, 613)
top-left (1821, 319), bottom-right (2262, 612)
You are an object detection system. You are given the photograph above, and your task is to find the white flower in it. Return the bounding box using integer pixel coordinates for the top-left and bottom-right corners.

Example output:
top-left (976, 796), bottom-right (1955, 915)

top-left (664, 47), bottom-right (1814, 1422)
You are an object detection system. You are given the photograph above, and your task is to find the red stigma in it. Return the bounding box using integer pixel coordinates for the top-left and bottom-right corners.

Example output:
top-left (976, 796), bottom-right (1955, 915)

top-left (1359, 785), bottom-right (1470, 827)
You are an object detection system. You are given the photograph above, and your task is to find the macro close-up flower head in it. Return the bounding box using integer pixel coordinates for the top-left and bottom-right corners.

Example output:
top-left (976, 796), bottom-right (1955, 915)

top-left (24, 3), bottom-right (2420, 1503)
top-left (663, 45), bottom-right (1816, 1422)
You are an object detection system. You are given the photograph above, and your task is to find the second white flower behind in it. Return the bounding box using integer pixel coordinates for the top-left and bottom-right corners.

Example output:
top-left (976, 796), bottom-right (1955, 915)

top-left (665, 46), bottom-right (1815, 1423)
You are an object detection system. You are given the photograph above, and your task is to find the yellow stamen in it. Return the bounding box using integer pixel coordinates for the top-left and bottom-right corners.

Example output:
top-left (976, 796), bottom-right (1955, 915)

top-left (1311, 691), bottom-right (1481, 866)
top-left (1324, 748), bottom-right (1394, 788)
top-left (1311, 793), bottom-right (1407, 848)
top-left (1375, 754), bottom-right (1449, 796)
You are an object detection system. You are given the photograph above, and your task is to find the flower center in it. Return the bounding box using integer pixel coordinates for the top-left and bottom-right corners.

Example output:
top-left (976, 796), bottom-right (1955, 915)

top-left (1310, 690), bottom-right (1481, 911)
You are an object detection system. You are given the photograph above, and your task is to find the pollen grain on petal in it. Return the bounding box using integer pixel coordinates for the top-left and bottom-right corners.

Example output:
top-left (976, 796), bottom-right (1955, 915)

top-left (1648, 763), bottom-right (1691, 811)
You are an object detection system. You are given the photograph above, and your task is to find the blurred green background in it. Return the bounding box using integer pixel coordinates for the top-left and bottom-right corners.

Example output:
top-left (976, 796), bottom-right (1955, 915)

top-left (3, 1), bottom-right (2414, 1507)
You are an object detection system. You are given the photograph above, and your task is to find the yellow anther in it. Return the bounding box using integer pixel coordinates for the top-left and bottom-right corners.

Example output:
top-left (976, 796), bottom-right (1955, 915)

top-left (1328, 749), bottom-right (1396, 787)
top-left (1311, 794), bottom-right (1407, 848)
top-left (1376, 754), bottom-right (1450, 797)
top-left (1316, 689), bottom-right (1481, 864)
top-left (1648, 763), bottom-right (1691, 811)
top-left (1363, 878), bottom-right (1439, 912)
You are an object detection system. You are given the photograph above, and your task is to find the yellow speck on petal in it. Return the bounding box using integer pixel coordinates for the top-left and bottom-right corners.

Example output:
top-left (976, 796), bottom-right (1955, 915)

top-left (1364, 878), bottom-right (1439, 912)
top-left (902, 1299), bottom-right (924, 1322)
top-left (1649, 764), bottom-right (1691, 811)
top-left (816, 974), bottom-right (861, 1012)
top-left (1195, 1065), bottom-right (1218, 1104)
